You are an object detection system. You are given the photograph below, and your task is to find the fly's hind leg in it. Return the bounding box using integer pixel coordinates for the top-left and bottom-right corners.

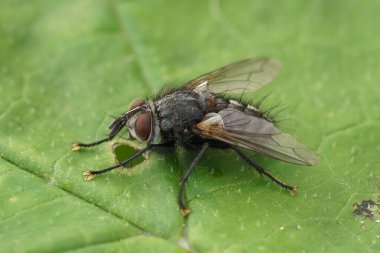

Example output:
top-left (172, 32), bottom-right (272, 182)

top-left (178, 142), bottom-right (209, 216)
top-left (233, 147), bottom-right (296, 195)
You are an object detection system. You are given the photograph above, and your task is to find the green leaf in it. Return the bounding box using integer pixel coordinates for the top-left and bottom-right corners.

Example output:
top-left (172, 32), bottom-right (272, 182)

top-left (1, 0), bottom-right (379, 252)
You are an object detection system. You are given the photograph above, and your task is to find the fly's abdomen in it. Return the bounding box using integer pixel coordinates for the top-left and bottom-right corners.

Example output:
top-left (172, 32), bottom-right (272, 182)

top-left (211, 97), bottom-right (271, 121)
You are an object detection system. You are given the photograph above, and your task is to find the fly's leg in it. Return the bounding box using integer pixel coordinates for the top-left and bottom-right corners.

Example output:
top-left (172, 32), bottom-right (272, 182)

top-left (82, 145), bottom-right (152, 180)
top-left (178, 142), bottom-right (209, 216)
top-left (72, 137), bottom-right (114, 150)
top-left (81, 144), bottom-right (176, 180)
top-left (72, 118), bottom-right (125, 150)
top-left (233, 147), bottom-right (296, 195)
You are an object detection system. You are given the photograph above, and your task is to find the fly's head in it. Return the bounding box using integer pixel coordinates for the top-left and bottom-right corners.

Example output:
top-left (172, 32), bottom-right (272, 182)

top-left (125, 99), bottom-right (152, 141)
top-left (111, 98), bottom-right (161, 144)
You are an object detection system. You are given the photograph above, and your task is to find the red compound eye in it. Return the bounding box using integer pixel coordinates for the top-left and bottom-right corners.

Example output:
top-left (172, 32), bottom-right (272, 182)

top-left (130, 98), bottom-right (146, 110)
top-left (135, 112), bottom-right (152, 141)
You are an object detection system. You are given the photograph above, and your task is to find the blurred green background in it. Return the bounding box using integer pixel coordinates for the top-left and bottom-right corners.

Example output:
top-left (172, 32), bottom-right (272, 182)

top-left (0, 0), bottom-right (379, 252)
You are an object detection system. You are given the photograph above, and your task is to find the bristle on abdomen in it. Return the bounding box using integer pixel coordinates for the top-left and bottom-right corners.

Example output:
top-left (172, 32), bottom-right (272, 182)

top-left (227, 99), bottom-right (273, 122)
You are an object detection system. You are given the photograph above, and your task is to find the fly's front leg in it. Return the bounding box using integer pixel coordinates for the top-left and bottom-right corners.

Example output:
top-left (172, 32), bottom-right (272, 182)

top-left (83, 144), bottom-right (165, 180)
top-left (178, 142), bottom-right (209, 216)
top-left (72, 117), bottom-right (125, 150)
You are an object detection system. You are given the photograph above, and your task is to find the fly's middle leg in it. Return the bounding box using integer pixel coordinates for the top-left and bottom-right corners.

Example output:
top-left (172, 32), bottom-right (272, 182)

top-left (178, 142), bottom-right (209, 216)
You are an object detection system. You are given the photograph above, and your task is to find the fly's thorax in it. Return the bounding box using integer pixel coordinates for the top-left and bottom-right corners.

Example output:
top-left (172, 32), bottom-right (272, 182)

top-left (191, 82), bottom-right (224, 113)
top-left (197, 91), bottom-right (218, 112)
top-left (154, 91), bottom-right (204, 134)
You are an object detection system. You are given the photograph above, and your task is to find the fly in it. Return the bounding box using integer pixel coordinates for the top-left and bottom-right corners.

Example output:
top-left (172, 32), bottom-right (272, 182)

top-left (72, 58), bottom-right (319, 216)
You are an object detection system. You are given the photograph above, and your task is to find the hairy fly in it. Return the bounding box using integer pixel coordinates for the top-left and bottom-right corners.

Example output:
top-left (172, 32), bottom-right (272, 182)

top-left (72, 58), bottom-right (319, 216)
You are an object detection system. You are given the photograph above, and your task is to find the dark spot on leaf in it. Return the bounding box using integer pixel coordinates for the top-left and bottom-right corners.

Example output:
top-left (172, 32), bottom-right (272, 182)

top-left (112, 142), bottom-right (146, 169)
top-left (352, 199), bottom-right (380, 220)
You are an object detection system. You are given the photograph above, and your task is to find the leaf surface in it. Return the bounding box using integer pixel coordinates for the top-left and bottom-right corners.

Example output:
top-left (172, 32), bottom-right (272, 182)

top-left (0, 0), bottom-right (379, 252)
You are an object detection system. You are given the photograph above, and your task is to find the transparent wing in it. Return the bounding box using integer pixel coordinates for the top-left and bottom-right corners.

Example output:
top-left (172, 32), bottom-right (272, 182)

top-left (185, 58), bottom-right (282, 94)
top-left (194, 108), bottom-right (319, 165)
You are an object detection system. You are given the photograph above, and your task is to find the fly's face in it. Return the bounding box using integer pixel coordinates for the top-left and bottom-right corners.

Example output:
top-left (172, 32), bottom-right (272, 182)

top-left (91, 98), bottom-right (157, 148)
top-left (124, 99), bottom-right (152, 142)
